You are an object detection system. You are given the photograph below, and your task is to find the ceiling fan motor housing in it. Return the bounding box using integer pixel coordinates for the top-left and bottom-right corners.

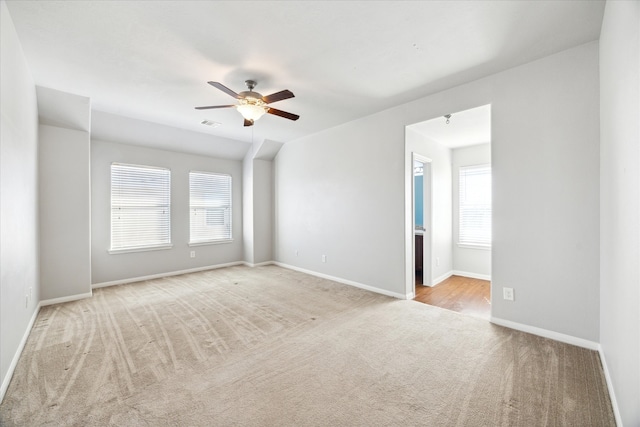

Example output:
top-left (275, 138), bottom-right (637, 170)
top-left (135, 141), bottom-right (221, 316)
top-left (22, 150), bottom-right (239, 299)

top-left (238, 90), bottom-right (264, 101)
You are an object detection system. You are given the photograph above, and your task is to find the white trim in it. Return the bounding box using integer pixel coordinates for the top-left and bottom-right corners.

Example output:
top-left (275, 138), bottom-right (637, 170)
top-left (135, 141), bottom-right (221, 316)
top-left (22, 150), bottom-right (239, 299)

top-left (597, 345), bottom-right (623, 426)
top-left (91, 261), bottom-right (244, 289)
top-left (451, 270), bottom-right (492, 281)
top-left (40, 291), bottom-right (93, 307)
top-left (243, 261), bottom-right (273, 268)
top-left (490, 316), bottom-right (599, 350)
top-left (406, 151), bottom-right (434, 301)
top-left (188, 239), bottom-right (233, 247)
top-left (456, 243), bottom-right (492, 251)
top-left (108, 244), bottom-right (173, 255)
top-left (274, 262), bottom-right (410, 300)
top-left (1, 304), bottom-right (41, 402)
top-left (431, 271), bottom-right (454, 286)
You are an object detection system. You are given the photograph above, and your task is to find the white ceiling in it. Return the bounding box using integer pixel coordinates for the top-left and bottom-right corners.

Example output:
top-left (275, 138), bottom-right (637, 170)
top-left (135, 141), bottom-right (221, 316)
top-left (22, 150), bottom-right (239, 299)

top-left (5, 1), bottom-right (604, 157)
top-left (410, 104), bottom-right (491, 149)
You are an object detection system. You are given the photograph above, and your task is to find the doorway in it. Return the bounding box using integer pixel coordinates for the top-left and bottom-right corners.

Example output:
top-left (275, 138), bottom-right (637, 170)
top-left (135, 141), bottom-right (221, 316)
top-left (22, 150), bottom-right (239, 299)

top-left (404, 104), bottom-right (492, 313)
top-left (413, 155), bottom-right (432, 290)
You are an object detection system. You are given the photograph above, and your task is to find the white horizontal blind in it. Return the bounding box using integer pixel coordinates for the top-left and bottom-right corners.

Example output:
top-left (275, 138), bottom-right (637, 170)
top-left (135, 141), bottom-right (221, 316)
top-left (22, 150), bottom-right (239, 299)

top-left (459, 164), bottom-right (491, 247)
top-left (111, 163), bottom-right (171, 251)
top-left (189, 171), bottom-right (232, 243)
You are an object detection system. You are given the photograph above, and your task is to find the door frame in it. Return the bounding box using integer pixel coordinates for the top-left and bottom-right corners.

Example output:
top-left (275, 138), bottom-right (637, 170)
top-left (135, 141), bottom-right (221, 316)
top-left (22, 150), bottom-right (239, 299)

top-left (407, 153), bottom-right (433, 298)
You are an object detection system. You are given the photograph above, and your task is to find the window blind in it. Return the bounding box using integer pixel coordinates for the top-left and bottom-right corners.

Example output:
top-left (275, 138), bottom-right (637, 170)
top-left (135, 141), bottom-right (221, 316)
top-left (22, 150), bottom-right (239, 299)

top-left (459, 164), bottom-right (492, 247)
top-left (189, 171), bottom-right (232, 244)
top-left (111, 163), bottom-right (171, 251)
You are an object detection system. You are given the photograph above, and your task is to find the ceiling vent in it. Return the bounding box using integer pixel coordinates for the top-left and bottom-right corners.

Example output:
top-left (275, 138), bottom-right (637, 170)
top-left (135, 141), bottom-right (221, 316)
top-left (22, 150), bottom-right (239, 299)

top-left (200, 119), bottom-right (221, 127)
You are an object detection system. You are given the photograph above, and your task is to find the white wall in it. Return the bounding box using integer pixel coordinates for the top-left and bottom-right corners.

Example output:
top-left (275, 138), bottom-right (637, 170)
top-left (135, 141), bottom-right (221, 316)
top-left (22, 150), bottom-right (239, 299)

top-left (599, 1), bottom-right (640, 425)
top-left (37, 86), bottom-right (92, 302)
top-left (490, 43), bottom-right (600, 342)
top-left (405, 129), bottom-right (453, 286)
top-left (275, 41), bottom-right (600, 341)
top-left (452, 143), bottom-right (491, 279)
top-left (0, 0), bottom-right (40, 399)
top-left (253, 159), bottom-right (273, 264)
top-left (91, 139), bottom-right (243, 284)
top-left (242, 149), bottom-right (254, 265)
top-left (39, 124), bottom-right (92, 300)
top-left (274, 115), bottom-right (407, 297)
top-left (242, 144), bottom-right (275, 266)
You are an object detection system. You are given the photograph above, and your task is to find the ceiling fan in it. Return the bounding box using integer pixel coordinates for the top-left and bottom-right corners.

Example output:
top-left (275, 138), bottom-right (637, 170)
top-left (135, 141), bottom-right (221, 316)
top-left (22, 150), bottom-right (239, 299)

top-left (195, 80), bottom-right (300, 127)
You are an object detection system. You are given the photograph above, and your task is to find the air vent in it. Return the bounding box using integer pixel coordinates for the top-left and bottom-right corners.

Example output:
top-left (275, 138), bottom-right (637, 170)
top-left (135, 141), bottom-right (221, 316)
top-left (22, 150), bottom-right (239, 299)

top-left (200, 119), bottom-right (221, 127)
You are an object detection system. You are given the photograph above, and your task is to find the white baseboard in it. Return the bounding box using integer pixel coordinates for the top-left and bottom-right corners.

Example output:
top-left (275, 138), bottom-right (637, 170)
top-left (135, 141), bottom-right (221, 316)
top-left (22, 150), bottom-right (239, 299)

top-left (40, 291), bottom-right (93, 307)
top-left (431, 271), bottom-right (453, 286)
top-left (490, 316), bottom-right (599, 350)
top-left (597, 346), bottom-right (623, 426)
top-left (273, 262), bottom-right (410, 299)
top-left (1, 303), bottom-right (41, 403)
top-left (91, 261), bottom-right (244, 289)
top-left (243, 261), bottom-right (273, 268)
top-left (452, 270), bottom-right (492, 281)
top-left (426, 271), bottom-right (491, 287)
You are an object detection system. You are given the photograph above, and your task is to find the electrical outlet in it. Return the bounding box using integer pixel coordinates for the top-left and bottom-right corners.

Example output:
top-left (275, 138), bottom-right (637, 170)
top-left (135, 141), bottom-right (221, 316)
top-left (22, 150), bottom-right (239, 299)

top-left (295, 250), bottom-right (299, 256)
top-left (436, 257), bottom-right (440, 266)
top-left (190, 251), bottom-right (196, 258)
top-left (503, 287), bottom-right (514, 301)
top-left (322, 255), bottom-right (327, 263)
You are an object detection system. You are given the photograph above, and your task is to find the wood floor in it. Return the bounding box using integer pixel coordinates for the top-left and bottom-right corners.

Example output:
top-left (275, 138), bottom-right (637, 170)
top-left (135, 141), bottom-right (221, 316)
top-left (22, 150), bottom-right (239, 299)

top-left (414, 275), bottom-right (491, 320)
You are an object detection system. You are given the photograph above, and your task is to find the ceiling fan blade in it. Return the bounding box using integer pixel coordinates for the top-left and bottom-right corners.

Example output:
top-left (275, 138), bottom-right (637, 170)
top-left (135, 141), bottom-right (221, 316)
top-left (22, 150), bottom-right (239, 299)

top-left (208, 81), bottom-right (240, 99)
top-left (262, 89), bottom-right (294, 104)
top-left (194, 105), bottom-right (235, 110)
top-left (244, 118), bottom-right (254, 127)
top-left (267, 107), bottom-right (300, 121)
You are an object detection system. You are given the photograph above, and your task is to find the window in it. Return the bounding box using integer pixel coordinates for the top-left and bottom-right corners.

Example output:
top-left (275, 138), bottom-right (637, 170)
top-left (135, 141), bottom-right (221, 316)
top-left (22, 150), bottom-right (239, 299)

top-left (458, 164), bottom-right (491, 248)
top-left (189, 171), bottom-right (232, 244)
top-left (111, 163), bottom-right (171, 252)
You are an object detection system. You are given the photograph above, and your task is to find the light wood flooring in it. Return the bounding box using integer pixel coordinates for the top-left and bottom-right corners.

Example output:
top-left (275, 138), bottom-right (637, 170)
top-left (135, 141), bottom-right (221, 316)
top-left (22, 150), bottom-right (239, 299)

top-left (414, 275), bottom-right (491, 320)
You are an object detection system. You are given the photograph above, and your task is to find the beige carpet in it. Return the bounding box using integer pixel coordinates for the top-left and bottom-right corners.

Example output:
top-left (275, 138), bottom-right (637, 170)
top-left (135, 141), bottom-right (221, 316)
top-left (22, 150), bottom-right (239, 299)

top-left (0, 265), bottom-right (614, 426)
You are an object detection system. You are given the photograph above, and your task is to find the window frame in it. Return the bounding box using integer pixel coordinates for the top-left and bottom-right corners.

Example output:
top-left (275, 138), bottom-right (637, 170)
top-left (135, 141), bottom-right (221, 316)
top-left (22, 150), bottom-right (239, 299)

top-left (458, 163), bottom-right (492, 250)
top-left (109, 162), bottom-right (172, 254)
top-left (188, 170), bottom-right (233, 246)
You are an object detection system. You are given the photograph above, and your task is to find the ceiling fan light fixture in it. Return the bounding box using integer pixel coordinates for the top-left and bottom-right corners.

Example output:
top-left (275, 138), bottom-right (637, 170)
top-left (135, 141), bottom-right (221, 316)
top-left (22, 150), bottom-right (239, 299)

top-left (237, 98), bottom-right (267, 121)
top-left (195, 80), bottom-right (298, 127)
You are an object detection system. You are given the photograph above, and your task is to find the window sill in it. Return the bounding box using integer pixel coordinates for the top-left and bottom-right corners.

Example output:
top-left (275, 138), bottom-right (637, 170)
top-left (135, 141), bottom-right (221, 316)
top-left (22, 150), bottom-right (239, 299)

top-left (189, 239), bottom-right (233, 247)
top-left (109, 244), bottom-right (173, 255)
top-left (457, 243), bottom-right (492, 251)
